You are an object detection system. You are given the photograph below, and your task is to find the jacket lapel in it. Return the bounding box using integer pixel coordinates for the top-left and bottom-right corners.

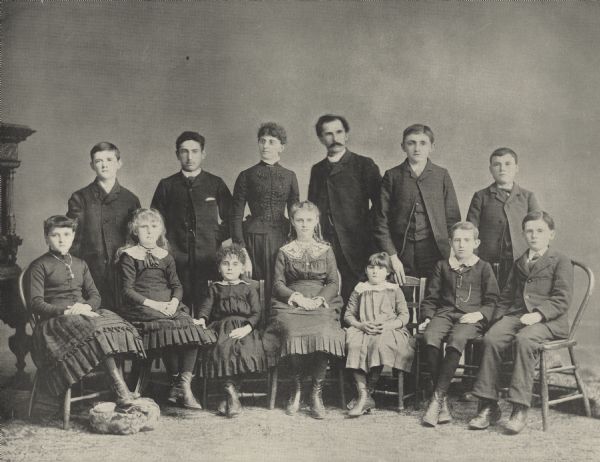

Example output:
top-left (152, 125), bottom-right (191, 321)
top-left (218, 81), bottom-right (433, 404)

top-left (505, 183), bottom-right (522, 205)
top-left (528, 248), bottom-right (555, 276)
top-left (329, 151), bottom-right (352, 177)
top-left (515, 252), bottom-right (530, 276)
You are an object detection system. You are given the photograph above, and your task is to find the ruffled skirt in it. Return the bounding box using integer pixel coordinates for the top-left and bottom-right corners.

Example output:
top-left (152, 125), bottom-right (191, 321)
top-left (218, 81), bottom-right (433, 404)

top-left (32, 309), bottom-right (145, 396)
top-left (345, 326), bottom-right (415, 373)
top-left (200, 316), bottom-right (269, 378)
top-left (264, 280), bottom-right (345, 364)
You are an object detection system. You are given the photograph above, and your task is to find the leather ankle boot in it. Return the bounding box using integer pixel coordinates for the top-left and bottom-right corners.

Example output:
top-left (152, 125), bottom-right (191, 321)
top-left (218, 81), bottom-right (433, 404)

top-left (348, 383), bottom-right (370, 418)
top-left (505, 404), bottom-right (528, 435)
top-left (422, 391), bottom-right (444, 427)
top-left (468, 400), bottom-right (502, 430)
top-left (310, 377), bottom-right (326, 420)
top-left (167, 374), bottom-right (181, 404)
top-left (438, 394), bottom-right (452, 424)
top-left (285, 375), bottom-right (302, 416)
top-left (224, 381), bottom-right (243, 418)
top-left (105, 358), bottom-right (134, 409)
top-left (178, 372), bottom-right (202, 410)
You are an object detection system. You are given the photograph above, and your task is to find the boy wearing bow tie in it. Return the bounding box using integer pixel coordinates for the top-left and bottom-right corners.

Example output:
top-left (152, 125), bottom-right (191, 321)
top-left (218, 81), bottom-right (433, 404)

top-left (467, 148), bottom-right (540, 288)
top-left (469, 211), bottom-right (573, 434)
top-left (151, 131), bottom-right (232, 316)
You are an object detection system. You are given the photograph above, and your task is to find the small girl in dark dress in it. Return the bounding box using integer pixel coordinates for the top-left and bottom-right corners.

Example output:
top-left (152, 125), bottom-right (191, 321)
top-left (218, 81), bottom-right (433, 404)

top-left (118, 208), bottom-right (216, 409)
top-left (197, 244), bottom-right (268, 418)
top-left (28, 216), bottom-right (144, 409)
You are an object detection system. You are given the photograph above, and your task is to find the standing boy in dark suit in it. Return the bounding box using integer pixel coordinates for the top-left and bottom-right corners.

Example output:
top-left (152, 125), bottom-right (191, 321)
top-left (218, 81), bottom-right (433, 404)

top-left (151, 131), bottom-right (232, 316)
top-left (467, 148), bottom-right (540, 288)
top-left (308, 114), bottom-right (381, 303)
top-left (374, 124), bottom-right (461, 283)
top-left (469, 211), bottom-right (573, 435)
top-left (67, 141), bottom-right (140, 308)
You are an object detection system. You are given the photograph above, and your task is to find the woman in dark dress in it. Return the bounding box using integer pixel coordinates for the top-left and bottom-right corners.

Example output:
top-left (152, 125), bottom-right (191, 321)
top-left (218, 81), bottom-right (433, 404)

top-left (230, 122), bottom-right (299, 304)
top-left (29, 216), bottom-right (144, 408)
top-left (264, 201), bottom-right (345, 419)
top-left (117, 208), bottom-right (216, 409)
top-left (197, 244), bottom-right (268, 418)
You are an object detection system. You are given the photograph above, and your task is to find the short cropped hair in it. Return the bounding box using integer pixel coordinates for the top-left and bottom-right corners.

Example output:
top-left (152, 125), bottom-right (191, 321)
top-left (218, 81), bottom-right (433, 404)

top-left (176, 131), bottom-right (205, 151)
top-left (315, 114), bottom-right (350, 137)
top-left (216, 243), bottom-right (248, 266)
top-left (44, 215), bottom-right (77, 236)
top-left (402, 124), bottom-right (435, 144)
top-left (90, 141), bottom-right (120, 161)
top-left (490, 147), bottom-right (518, 164)
top-left (258, 122), bottom-right (287, 145)
top-left (522, 211), bottom-right (555, 231)
top-left (367, 252), bottom-right (392, 273)
top-left (449, 221), bottom-right (479, 240)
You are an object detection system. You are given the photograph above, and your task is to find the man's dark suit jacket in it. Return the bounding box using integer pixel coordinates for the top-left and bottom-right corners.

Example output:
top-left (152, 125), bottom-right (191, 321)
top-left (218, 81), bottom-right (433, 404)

top-left (494, 248), bottom-right (573, 338)
top-left (374, 159), bottom-right (460, 260)
top-left (467, 183), bottom-right (540, 262)
top-left (308, 150), bottom-right (381, 277)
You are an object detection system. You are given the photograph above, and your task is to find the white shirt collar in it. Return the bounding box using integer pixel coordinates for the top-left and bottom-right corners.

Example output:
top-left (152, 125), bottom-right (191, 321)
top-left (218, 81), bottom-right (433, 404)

top-left (449, 254), bottom-right (480, 270)
top-left (326, 149), bottom-right (347, 164)
top-left (528, 247), bottom-right (548, 261)
top-left (214, 280), bottom-right (249, 286)
top-left (181, 168), bottom-right (202, 178)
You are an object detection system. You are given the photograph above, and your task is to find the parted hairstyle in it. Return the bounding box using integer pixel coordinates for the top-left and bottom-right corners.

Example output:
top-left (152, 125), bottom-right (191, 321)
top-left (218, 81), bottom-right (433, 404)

top-left (449, 221), bottom-right (480, 240)
top-left (176, 131), bottom-right (205, 151)
top-left (522, 210), bottom-right (555, 231)
top-left (44, 215), bottom-right (77, 236)
top-left (489, 147), bottom-right (518, 164)
top-left (288, 200), bottom-right (325, 242)
top-left (216, 243), bottom-right (248, 266)
top-left (90, 141), bottom-right (120, 161)
top-left (402, 124), bottom-right (435, 144)
top-left (315, 114), bottom-right (350, 137)
top-left (258, 122), bottom-right (287, 145)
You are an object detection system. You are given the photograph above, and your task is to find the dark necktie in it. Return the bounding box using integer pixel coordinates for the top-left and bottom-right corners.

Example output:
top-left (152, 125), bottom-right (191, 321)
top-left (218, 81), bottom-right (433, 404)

top-left (528, 253), bottom-right (540, 270)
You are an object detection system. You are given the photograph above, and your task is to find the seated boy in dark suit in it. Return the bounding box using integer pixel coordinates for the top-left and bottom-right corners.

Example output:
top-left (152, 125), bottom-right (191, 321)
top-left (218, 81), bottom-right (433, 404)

top-left (469, 211), bottom-right (573, 434)
top-left (467, 148), bottom-right (540, 288)
top-left (418, 222), bottom-right (499, 427)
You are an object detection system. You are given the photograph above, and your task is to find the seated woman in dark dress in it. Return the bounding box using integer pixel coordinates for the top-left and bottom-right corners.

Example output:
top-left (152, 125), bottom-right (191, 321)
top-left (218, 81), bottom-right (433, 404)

top-left (264, 201), bottom-right (345, 419)
top-left (28, 215), bottom-right (144, 409)
top-left (197, 244), bottom-right (269, 418)
top-left (117, 208), bottom-right (216, 410)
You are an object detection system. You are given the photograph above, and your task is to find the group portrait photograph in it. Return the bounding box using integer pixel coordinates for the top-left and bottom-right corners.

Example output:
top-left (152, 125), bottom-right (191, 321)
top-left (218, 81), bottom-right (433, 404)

top-left (0, 0), bottom-right (599, 461)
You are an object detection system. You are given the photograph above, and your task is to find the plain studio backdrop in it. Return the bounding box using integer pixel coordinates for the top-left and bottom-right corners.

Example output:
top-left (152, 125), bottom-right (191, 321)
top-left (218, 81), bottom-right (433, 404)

top-left (2, 1), bottom-right (599, 357)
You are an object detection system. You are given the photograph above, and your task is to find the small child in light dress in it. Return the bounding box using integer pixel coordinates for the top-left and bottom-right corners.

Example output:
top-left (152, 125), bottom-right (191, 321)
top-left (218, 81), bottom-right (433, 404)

top-left (344, 252), bottom-right (415, 417)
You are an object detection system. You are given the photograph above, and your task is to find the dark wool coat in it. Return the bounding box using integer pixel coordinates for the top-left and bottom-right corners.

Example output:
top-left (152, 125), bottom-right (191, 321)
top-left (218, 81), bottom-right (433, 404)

top-left (494, 248), bottom-right (573, 338)
top-left (307, 151), bottom-right (381, 276)
top-left (374, 159), bottom-right (461, 259)
top-left (467, 183), bottom-right (540, 262)
top-left (67, 180), bottom-right (140, 308)
top-left (151, 171), bottom-right (232, 303)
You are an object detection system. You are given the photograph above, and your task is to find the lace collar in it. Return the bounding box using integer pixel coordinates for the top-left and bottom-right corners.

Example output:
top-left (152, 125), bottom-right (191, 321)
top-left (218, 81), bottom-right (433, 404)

top-left (449, 254), bottom-right (480, 271)
top-left (354, 281), bottom-right (398, 294)
top-left (123, 245), bottom-right (168, 261)
top-left (280, 240), bottom-right (330, 260)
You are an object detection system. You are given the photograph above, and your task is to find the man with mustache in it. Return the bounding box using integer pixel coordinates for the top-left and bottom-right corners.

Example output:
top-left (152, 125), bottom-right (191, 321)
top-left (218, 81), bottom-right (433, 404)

top-left (308, 114), bottom-right (382, 305)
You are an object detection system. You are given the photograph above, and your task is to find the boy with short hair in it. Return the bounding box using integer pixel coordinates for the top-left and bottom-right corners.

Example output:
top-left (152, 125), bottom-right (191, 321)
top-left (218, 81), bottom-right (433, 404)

top-left (151, 131), bottom-right (232, 316)
top-left (418, 222), bottom-right (499, 427)
top-left (467, 147), bottom-right (540, 288)
top-left (375, 123), bottom-right (461, 284)
top-left (469, 211), bottom-right (573, 434)
top-left (67, 141), bottom-right (141, 308)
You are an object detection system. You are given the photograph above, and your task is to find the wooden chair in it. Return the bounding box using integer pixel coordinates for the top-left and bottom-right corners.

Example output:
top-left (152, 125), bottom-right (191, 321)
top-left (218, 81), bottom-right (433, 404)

top-left (199, 279), bottom-right (274, 408)
top-left (268, 271), bottom-right (346, 410)
top-left (18, 266), bottom-right (112, 430)
top-left (535, 259), bottom-right (593, 430)
top-left (371, 275), bottom-right (427, 410)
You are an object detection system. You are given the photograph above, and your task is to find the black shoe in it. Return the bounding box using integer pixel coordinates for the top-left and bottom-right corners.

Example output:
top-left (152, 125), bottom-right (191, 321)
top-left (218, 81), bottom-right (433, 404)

top-left (505, 404), bottom-right (528, 435)
top-left (224, 382), bottom-right (242, 418)
top-left (310, 379), bottom-right (326, 420)
top-left (468, 400), bottom-right (502, 430)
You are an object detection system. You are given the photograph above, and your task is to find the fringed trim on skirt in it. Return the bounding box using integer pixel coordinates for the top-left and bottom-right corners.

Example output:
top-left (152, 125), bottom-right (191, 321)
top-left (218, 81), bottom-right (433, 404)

top-left (42, 326), bottom-right (145, 396)
top-left (133, 320), bottom-right (217, 351)
top-left (199, 354), bottom-right (269, 378)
